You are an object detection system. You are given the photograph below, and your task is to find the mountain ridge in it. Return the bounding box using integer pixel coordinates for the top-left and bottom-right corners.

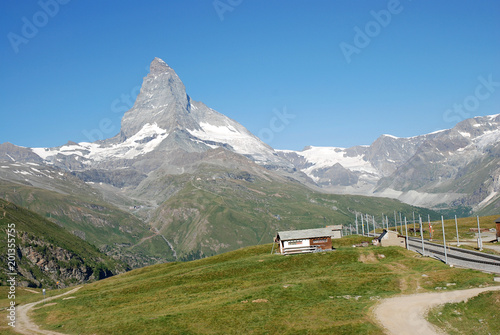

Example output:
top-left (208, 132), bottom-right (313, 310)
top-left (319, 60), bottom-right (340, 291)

top-left (278, 113), bottom-right (500, 213)
top-left (3, 58), bottom-right (499, 214)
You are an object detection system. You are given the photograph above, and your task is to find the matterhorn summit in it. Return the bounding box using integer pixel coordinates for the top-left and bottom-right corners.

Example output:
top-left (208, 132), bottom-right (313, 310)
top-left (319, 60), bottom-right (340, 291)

top-left (30, 57), bottom-right (291, 170)
top-left (120, 57), bottom-right (197, 139)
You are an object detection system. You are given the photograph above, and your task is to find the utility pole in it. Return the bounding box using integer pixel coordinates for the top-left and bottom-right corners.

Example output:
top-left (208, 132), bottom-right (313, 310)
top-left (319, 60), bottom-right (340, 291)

top-left (477, 215), bottom-right (483, 251)
top-left (355, 213), bottom-right (359, 235)
top-left (394, 211), bottom-right (397, 232)
top-left (372, 216), bottom-right (376, 236)
top-left (404, 217), bottom-right (409, 249)
top-left (368, 214), bottom-right (372, 236)
top-left (361, 214), bottom-right (365, 236)
top-left (399, 212), bottom-right (403, 235)
top-left (366, 214), bottom-right (369, 235)
top-left (419, 216), bottom-right (425, 256)
top-left (455, 215), bottom-right (460, 247)
top-left (366, 215), bottom-right (370, 236)
top-left (413, 212), bottom-right (416, 236)
top-left (441, 216), bottom-right (448, 264)
top-left (428, 214), bottom-right (432, 241)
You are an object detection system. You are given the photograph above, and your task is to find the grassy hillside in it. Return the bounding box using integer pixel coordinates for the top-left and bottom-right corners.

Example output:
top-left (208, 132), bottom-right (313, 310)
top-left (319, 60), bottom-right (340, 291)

top-left (0, 180), bottom-right (175, 267)
top-left (28, 238), bottom-right (496, 334)
top-left (392, 214), bottom-right (499, 243)
top-left (0, 199), bottom-right (128, 287)
top-left (428, 289), bottom-right (500, 334)
top-left (151, 165), bottom-right (439, 260)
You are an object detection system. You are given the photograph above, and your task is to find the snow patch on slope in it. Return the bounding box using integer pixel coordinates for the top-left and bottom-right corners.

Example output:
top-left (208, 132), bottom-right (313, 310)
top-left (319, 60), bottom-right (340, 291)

top-left (188, 121), bottom-right (272, 161)
top-left (32, 123), bottom-right (168, 162)
top-left (473, 129), bottom-right (500, 149)
top-left (474, 191), bottom-right (499, 211)
top-left (290, 146), bottom-right (377, 175)
top-left (375, 188), bottom-right (464, 208)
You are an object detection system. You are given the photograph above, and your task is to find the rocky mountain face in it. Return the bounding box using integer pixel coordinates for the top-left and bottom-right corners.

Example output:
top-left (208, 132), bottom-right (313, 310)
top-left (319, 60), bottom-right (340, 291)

top-left (278, 115), bottom-right (500, 214)
top-left (277, 131), bottom-right (440, 194)
top-left (0, 199), bottom-right (128, 287)
top-left (16, 232), bottom-right (97, 287)
top-left (376, 115), bottom-right (500, 212)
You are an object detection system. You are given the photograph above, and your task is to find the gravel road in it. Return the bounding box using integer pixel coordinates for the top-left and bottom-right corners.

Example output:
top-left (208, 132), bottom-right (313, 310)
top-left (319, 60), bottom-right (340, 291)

top-left (14, 286), bottom-right (81, 335)
top-left (374, 286), bottom-right (500, 335)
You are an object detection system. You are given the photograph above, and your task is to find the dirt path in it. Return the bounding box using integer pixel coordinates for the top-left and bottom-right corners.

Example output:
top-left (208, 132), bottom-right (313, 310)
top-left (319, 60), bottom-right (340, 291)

top-left (22, 288), bottom-right (40, 294)
top-left (14, 286), bottom-right (82, 335)
top-left (374, 286), bottom-right (500, 335)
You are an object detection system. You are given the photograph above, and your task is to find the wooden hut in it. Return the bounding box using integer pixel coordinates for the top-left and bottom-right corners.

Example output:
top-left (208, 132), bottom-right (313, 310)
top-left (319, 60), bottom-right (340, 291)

top-left (496, 217), bottom-right (500, 242)
top-left (373, 229), bottom-right (405, 247)
top-left (275, 226), bottom-right (342, 255)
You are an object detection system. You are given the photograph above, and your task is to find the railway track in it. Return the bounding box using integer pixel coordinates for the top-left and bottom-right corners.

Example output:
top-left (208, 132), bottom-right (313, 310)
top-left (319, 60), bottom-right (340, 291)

top-left (406, 237), bottom-right (500, 274)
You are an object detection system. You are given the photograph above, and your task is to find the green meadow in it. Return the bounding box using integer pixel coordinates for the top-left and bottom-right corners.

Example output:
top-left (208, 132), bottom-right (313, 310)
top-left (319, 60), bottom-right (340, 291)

top-left (15, 236), bottom-right (496, 335)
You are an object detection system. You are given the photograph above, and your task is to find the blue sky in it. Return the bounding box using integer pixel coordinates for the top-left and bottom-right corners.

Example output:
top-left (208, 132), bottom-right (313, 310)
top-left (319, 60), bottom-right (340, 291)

top-left (1, 0), bottom-right (499, 150)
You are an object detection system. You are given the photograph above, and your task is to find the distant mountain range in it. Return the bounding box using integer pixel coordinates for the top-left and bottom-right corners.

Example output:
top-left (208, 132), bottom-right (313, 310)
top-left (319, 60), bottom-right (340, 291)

top-left (278, 114), bottom-right (500, 213)
top-left (0, 57), bottom-right (497, 267)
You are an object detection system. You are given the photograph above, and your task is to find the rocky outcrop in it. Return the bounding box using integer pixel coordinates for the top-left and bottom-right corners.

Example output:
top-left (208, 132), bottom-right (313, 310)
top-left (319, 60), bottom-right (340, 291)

top-left (14, 232), bottom-right (114, 288)
top-left (71, 169), bottom-right (147, 188)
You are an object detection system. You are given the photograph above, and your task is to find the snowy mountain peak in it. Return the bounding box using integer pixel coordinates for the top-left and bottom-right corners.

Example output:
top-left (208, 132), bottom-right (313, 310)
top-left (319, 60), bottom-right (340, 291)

top-left (381, 134), bottom-right (399, 140)
top-left (119, 58), bottom-right (192, 139)
top-left (26, 58), bottom-right (292, 170)
top-left (150, 57), bottom-right (172, 75)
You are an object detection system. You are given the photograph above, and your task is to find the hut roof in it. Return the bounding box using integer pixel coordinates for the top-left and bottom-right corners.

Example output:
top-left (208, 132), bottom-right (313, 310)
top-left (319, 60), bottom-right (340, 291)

top-left (376, 230), bottom-right (388, 241)
top-left (277, 226), bottom-right (341, 241)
